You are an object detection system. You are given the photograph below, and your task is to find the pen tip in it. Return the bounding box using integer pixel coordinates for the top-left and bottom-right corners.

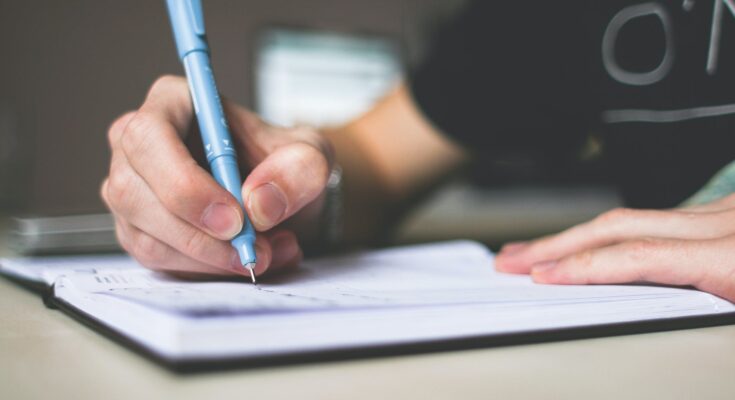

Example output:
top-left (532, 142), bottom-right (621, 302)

top-left (245, 263), bottom-right (257, 284)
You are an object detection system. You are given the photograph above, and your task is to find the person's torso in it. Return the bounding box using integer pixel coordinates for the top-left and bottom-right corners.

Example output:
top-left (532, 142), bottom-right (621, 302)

top-left (412, 1), bottom-right (735, 207)
top-left (590, 0), bottom-right (735, 207)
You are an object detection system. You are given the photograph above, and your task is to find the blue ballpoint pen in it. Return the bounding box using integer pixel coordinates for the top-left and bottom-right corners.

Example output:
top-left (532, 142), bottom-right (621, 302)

top-left (165, 0), bottom-right (257, 283)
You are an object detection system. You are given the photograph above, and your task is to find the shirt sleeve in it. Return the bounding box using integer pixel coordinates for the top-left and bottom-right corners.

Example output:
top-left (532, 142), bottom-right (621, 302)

top-left (409, 1), bottom-right (598, 178)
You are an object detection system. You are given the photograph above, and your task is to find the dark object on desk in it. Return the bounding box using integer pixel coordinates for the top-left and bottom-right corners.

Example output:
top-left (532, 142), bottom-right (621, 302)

top-left (9, 213), bottom-right (121, 255)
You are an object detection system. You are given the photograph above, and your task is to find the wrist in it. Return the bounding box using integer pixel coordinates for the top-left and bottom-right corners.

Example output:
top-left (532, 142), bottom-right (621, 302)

top-left (316, 165), bottom-right (344, 252)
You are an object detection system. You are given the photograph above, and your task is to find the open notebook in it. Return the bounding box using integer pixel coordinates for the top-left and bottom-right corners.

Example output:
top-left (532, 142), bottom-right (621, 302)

top-left (3, 241), bottom-right (735, 371)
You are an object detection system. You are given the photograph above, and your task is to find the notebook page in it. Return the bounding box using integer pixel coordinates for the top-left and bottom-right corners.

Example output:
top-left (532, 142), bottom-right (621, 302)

top-left (54, 241), bottom-right (735, 360)
top-left (61, 241), bottom-right (732, 315)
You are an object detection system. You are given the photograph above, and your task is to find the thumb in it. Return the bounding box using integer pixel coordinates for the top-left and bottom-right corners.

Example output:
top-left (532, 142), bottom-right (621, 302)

top-left (241, 142), bottom-right (332, 231)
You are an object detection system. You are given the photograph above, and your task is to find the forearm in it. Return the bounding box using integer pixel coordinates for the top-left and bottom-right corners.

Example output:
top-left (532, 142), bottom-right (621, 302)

top-left (323, 84), bottom-right (468, 246)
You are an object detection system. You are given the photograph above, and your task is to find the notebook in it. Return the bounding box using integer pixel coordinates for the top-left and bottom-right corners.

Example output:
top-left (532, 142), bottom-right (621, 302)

top-left (3, 241), bottom-right (735, 372)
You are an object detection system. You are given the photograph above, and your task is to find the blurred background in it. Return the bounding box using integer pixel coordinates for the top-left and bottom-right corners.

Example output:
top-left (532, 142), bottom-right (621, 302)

top-left (0, 0), bottom-right (620, 253)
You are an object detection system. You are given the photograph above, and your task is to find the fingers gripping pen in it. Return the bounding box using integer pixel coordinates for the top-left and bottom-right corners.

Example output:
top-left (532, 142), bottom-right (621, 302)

top-left (165, 0), bottom-right (257, 282)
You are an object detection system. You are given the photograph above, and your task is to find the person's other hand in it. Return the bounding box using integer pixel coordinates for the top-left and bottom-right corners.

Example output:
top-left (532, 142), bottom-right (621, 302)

top-left (495, 195), bottom-right (735, 302)
top-left (101, 76), bottom-right (334, 279)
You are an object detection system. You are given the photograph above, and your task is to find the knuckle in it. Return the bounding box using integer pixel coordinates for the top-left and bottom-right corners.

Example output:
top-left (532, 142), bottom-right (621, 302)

top-left (180, 229), bottom-right (210, 261)
top-left (568, 250), bottom-right (595, 268)
top-left (558, 252), bottom-right (594, 285)
top-left (131, 232), bottom-right (167, 268)
top-left (120, 112), bottom-right (159, 158)
top-left (293, 127), bottom-right (335, 163)
top-left (107, 112), bottom-right (136, 147)
top-left (107, 121), bottom-right (122, 146)
top-left (106, 166), bottom-right (137, 211)
top-left (596, 207), bottom-right (635, 224)
top-left (160, 171), bottom-right (200, 210)
top-left (149, 75), bottom-right (187, 96)
top-left (290, 142), bottom-right (330, 184)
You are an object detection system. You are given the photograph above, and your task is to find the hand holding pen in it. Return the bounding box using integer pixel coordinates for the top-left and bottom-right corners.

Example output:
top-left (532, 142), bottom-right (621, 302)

top-left (101, 0), bottom-right (334, 280)
top-left (101, 77), bottom-right (333, 279)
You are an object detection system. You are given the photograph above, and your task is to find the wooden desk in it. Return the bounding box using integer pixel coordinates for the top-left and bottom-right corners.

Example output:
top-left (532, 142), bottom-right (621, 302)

top-left (1, 277), bottom-right (734, 400)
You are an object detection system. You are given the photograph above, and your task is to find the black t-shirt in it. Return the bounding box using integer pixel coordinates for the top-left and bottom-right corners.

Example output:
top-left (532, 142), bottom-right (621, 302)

top-left (411, 0), bottom-right (735, 208)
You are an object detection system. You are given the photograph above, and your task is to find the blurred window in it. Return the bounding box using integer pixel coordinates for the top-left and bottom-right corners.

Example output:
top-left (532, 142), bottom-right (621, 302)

top-left (255, 28), bottom-right (402, 127)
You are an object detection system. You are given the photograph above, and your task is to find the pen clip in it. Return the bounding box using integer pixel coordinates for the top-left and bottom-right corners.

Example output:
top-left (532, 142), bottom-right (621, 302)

top-left (166, 0), bottom-right (209, 59)
top-left (185, 0), bottom-right (206, 36)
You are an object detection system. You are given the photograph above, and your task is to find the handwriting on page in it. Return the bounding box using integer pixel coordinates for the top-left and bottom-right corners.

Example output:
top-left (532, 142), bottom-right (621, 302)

top-left (66, 241), bottom-right (723, 319)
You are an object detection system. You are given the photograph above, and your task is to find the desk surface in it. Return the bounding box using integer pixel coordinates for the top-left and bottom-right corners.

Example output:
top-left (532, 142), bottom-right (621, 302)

top-left (1, 278), bottom-right (735, 399)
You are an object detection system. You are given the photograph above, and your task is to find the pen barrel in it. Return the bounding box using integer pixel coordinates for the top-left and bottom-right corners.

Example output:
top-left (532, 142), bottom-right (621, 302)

top-left (210, 155), bottom-right (245, 206)
top-left (183, 51), bottom-right (236, 163)
top-left (183, 51), bottom-right (256, 244)
top-left (211, 155), bottom-right (256, 243)
top-left (168, 1), bottom-right (256, 266)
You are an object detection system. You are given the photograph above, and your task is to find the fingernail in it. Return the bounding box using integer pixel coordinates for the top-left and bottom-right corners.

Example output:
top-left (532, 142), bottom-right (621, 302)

top-left (271, 234), bottom-right (299, 267)
top-left (248, 183), bottom-right (287, 230)
top-left (531, 260), bottom-right (558, 274)
top-left (499, 242), bottom-right (529, 256)
top-left (202, 203), bottom-right (243, 239)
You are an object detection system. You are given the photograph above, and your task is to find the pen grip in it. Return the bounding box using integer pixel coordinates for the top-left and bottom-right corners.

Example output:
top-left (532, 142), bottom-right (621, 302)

top-left (210, 155), bottom-right (245, 206)
top-left (212, 155), bottom-right (256, 243)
